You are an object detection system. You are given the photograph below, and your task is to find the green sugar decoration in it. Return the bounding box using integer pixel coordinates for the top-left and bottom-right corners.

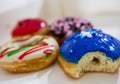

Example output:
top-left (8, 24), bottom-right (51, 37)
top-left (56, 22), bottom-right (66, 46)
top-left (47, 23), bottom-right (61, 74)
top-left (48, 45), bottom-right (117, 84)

top-left (46, 54), bottom-right (50, 58)
top-left (7, 47), bottom-right (31, 57)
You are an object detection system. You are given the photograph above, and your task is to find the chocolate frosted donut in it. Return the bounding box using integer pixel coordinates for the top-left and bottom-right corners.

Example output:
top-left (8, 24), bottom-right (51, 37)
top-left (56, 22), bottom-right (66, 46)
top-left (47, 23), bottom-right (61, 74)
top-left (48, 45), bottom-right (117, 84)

top-left (50, 17), bottom-right (93, 45)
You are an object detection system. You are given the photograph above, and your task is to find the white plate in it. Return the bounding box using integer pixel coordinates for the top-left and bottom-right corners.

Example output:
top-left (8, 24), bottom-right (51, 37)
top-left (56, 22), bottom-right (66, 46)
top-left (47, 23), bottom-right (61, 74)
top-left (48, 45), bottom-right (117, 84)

top-left (0, 62), bottom-right (119, 84)
top-left (0, 27), bottom-right (120, 84)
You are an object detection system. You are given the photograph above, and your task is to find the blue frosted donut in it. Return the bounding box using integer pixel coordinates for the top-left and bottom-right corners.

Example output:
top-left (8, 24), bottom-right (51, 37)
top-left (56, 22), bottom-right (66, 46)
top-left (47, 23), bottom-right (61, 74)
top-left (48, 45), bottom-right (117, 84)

top-left (60, 29), bottom-right (120, 64)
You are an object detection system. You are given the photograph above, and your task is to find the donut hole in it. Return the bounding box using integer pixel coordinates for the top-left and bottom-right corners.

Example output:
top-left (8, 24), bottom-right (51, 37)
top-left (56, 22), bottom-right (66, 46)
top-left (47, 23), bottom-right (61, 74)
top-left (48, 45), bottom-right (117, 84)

top-left (92, 57), bottom-right (100, 64)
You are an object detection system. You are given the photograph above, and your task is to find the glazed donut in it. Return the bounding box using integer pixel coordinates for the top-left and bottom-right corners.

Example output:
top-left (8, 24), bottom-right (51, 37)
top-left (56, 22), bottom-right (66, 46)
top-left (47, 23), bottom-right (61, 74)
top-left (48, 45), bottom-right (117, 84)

top-left (50, 17), bottom-right (93, 45)
top-left (58, 29), bottom-right (120, 79)
top-left (12, 18), bottom-right (48, 38)
top-left (0, 35), bottom-right (59, 73)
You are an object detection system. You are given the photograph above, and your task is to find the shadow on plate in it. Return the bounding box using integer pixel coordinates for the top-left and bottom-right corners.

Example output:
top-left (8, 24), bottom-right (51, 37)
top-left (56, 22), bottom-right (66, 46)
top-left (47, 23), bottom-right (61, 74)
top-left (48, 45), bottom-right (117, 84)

top-left (0, 66), bottom-right (52, 82)
top-left (48, 62), bottom-right (118, 84)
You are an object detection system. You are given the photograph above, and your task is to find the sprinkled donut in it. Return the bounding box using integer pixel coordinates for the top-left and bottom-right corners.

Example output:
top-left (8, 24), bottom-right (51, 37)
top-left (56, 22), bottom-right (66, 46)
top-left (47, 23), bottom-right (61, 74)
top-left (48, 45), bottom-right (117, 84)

top-left (50, 17), bottom-right (93, 45)
top-left (58, 29), bottom-right (120, 78)
top-left (12, 18), bottom-right (48, 38)
top-left (0, 35), bottom-right (59, 73)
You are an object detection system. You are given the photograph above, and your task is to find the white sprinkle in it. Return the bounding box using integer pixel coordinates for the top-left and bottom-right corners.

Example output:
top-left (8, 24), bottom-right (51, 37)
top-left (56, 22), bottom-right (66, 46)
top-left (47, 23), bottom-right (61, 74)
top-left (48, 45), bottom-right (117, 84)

top-left (103, 38), bottom-right (108, 41)
top-left (86, 32), bottom-right (93, 38)
top-left (70, 50), bottom-right (73, 53)
top-left (109, 46), bottom-right (115, 51)
top-left (73, 40), bottom-right (76, 43)
top-left (81, 31), bottom-right (92, 38)
top-left (41, 22), bottom-right (46, 28)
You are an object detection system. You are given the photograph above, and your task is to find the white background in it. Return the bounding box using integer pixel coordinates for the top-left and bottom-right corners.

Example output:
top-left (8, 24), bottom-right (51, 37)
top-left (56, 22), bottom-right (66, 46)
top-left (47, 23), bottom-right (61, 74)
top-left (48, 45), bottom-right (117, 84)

top-left (0, 0), bottom-right (120, 84)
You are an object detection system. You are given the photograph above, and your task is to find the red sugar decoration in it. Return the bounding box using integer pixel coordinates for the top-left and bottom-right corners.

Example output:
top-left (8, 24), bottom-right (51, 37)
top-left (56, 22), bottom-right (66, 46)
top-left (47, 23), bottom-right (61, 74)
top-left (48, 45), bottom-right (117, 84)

top-left (12, 18), bottom-right (47, 37)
